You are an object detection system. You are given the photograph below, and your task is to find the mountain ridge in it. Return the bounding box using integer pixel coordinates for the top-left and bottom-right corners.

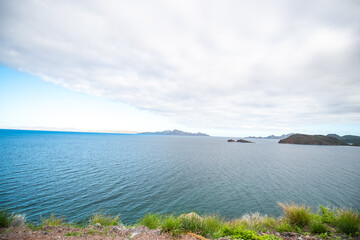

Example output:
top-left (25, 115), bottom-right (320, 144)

top-left (139, 129), bottom-right (210, 136)
top-left (247, 133), bottom-right (295, 139)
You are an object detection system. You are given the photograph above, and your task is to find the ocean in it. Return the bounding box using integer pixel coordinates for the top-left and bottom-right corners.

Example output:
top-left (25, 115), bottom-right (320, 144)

top-left (0, 129), bottom-right (359, 224)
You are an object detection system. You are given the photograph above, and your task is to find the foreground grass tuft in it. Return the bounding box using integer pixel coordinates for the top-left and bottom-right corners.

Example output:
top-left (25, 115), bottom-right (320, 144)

top-left (334, 210), bottom-right (360, 235)
top-left (0, 207), bottom-right (14, 228)
top-left (161, 215), bottom-right (181, 234)
top-left (41, 213), bottom-right (65, 226)
top-left (89, 211), bottom-right (120, 226)
top-left (179, 214), bottom-right (224, 238)
top-left (138, 213), bottom-right (162, 229)
top-left (310, 221), bottom-right (330, 234)
top-left (278, 202), bottom-right (312, 228)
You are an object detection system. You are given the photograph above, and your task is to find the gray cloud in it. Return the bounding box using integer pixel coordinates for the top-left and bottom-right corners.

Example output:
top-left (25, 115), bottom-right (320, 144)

top-left (1, 0), bottom-right (359, 133)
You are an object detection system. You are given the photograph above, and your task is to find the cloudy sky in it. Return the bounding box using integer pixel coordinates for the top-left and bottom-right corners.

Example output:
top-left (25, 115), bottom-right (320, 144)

top-left (0, 0), bottom-right (359, 137)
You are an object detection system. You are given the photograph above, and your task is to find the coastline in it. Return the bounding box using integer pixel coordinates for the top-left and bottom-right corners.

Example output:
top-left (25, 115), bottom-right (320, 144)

top-left (1, 203), bottom-right (359, 240)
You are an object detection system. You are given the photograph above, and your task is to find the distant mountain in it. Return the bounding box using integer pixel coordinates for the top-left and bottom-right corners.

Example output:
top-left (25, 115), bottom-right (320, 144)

top-left (279, 134), bottom-right (348, 145)
top-left (139, 129), bottom-right (210, 136)
top-left (327, 134), bottom-right (360, 145)
top-left (247, 133), bottom-right (295, 140)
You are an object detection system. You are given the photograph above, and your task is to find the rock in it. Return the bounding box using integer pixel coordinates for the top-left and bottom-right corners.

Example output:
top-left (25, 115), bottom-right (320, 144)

top-left (94, 223), bottom-right (103, 229)
top-left (237, 139), bottom-right (253, 143)
top-left (150, 229), bottom-right (161, 235)
top-left (228, 139), bottom-right (235, 142)
top-left (110, 226), bottom-right (124, 232)
top-left (130, 226), bottom-right (150, 238)
top-left (281, 232), bottom-right (298, 237)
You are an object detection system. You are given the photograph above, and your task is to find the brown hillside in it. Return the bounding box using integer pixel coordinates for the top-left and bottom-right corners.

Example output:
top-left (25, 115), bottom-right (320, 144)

top-left (278, 134), bottom-right (348, 145)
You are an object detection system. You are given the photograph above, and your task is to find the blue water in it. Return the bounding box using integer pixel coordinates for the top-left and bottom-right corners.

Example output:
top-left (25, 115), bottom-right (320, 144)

top-left (0, 129), bottom-right (359, 224)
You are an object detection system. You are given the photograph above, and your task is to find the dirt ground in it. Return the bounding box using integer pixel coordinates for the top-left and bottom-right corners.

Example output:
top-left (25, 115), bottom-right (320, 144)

top-left (0, 225), bottom-right (216, 240)
top-left (1, 225), bottom-right (356, 240)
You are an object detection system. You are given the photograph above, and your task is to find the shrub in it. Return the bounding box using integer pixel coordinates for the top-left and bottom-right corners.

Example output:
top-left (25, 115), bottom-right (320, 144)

top-left (319, 206), bottom-right (335, 224)
top-left (278, 202), bottom-right (312, 228)
top-left (0, 207), bottom-right (14, 228)
top-left (138, 213), bottom-right (162, 229)
top-left (334, 210), bottom-right (360, 235)
top-left (89, 212), bottom-right (119, 226)
top-left (41, 213), bottom-right (65, 226)
top-left (10, 214), bottom-right (26, 227)
top-left (310, 221), bottom-right (330, 234)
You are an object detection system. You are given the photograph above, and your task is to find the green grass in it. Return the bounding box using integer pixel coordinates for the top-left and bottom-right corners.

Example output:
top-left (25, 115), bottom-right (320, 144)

top-left (179, 214), bottom-right (224, 238)
top-left (89, 211), bottom-right (120, 226)
top-left (229, 213), bottom-right (280, 232)
top-left (278, 202), bottom-right (312, 228)
top-left (275, 222), bottom-right (294, 233)
top-left (334, 210), bottom-right (360, 235)
top-left (138, 213), bottom-right (162, 229)
top-left (178, 214), bottom-right (204, 235)
top-left (26, 222), bottom-right (41, 230)
top-left (161, 215), bottom-right (181, 234)
top-left (40, 213), bottom-right (65, 226)
top-left (318, 205), bottom-right (336, 224)
top-left (65, 231), bottom-right (82, 236)
top-left (310, 221), bottom-right (330, 234)
top-left (221, 226), bottom-right (281, 240)
top-left (0, 207), bottom-right (14, 228)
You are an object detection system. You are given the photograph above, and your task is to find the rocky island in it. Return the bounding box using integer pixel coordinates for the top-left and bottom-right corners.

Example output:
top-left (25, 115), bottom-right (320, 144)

top-left (279, 134), bottom-right (348, 145)
top-left (227, 139), bottom-right (253, 143)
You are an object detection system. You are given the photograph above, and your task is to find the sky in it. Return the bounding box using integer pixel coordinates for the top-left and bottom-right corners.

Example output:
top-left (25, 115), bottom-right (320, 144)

top-left (0, 0), bottom-right (359, 137)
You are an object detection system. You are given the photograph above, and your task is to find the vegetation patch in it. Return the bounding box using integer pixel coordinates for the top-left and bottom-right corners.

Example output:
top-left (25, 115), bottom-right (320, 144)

top-left (334, 210), bottom-right (360, 235)
top-left (89, 211), bottom-right (120, 226)
top-left (138, 213), bottom-right (162, 229)
top-left (1, 203), bottom-right (359, 238)
top-left (310, 221), bottom-right (330, 234)
top-left (0, 207), bottom-right (14, 228)
top-left (65, 231), bottom-right (82, 236)
top-left (41, 213), bottom-right (65, 226)
top-left (161, 214), bottom-right (181, 234)
top-left (278, 202), bottom-right (312, 228)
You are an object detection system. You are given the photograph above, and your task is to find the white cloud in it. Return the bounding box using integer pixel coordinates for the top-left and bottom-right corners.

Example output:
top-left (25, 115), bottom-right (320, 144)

top-left (0, 0), bottom-right (359, 134)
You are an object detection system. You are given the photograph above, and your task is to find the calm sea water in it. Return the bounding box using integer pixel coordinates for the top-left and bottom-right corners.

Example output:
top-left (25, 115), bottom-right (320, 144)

top-left (0, 129), bottom-right (359, 224)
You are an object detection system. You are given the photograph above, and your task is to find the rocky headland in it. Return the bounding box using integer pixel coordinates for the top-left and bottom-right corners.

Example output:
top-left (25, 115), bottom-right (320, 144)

top-left (278, 134), bottom-right (348, 145)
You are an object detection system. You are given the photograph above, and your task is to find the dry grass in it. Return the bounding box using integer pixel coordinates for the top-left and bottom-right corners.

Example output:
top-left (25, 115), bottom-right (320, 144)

top-left (278, 202), bottom-right (312, 228)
